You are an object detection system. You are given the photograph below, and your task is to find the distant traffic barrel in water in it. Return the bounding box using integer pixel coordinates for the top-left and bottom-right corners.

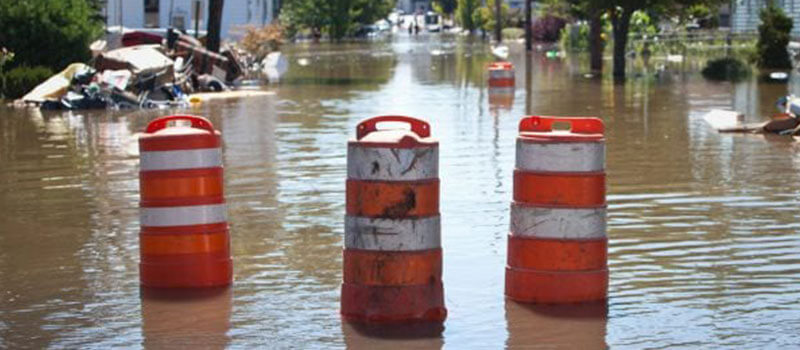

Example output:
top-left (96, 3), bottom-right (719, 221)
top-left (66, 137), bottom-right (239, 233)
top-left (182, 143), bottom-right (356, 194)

top-left (488, 61), bottom-right (515, 88)
top-left (341, 115), bottom-right (446, 323)
top-left (138, 115), bottom-right (232, 288)
top-left (506, 116), bottom-right (607, 303)
top-left (488, 62), bottom-right (515, 110)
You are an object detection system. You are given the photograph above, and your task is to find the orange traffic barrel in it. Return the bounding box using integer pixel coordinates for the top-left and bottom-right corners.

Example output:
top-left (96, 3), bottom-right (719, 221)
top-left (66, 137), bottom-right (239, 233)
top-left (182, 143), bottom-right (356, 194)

top-left (489, 61), bottom-right (515, 88)
top-left (138, 115), bottom-right (232, 288)
top-left (341, 115), bottom-right (447, 324)
top-left (506, 116), bottom-right (607, 303)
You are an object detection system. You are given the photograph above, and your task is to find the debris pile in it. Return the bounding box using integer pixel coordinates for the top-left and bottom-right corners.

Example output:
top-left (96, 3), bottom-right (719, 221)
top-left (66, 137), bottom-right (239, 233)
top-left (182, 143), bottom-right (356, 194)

top-left (16, 28), bottom-right (245, 110)
top-left (703, 95), bottom-right (800, 135)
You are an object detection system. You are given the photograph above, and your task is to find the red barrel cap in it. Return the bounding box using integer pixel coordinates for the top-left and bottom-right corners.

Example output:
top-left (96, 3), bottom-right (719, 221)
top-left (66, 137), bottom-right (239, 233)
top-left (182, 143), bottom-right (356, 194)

top-left (518, 116), bottom-right (604, 142)
top-left (489, 61), bottom-right (514, 71)
top-left (140, 115), bottom-right (221, 151)
top-left (350, 115), bottom-right (438, 148)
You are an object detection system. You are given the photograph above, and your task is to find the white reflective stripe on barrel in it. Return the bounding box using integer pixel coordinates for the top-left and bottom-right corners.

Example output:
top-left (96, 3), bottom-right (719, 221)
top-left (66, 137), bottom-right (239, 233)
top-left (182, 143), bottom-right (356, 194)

top-left (140, 148), bottom-right (222, 171)
top-left (489, 70), bottom-right (514, 79)
top-left (347, 146), bottom-right (438, 181)
top-left (510, 204), bottom-right (606, 239)
top-left (141, 204), bottom-right (227, 227)
top-left (345, 215), bottom-right (441, 251)
top-left (488, 87), bottom-right (515, 95)
top-left (516, 140), bottom-right (604, 172)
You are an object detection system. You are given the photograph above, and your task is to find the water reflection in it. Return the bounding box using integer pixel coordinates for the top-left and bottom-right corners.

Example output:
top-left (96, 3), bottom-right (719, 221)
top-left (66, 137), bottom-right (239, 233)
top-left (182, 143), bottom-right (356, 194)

top-left (504, 301), bottom-right (608, 349)
top-left (141, 287), bottom-right (232, 349)
top-left (342, 322), bottom-right (444, 349)
top-left (2, 36), bottom-right (800, 348)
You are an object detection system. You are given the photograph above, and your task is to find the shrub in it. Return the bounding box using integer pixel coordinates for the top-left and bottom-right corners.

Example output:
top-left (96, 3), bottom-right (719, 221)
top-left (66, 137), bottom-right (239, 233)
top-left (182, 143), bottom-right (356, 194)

top-left (238, 24), bottom-right (285, 60)
top-left (560, 22), bottom-right (589, 51)
top-left (502, 27), bottom-right (524, 40)
top-left (532, 15), bottom-right (566, 43)
top-left (756, 1), bottom-right (793, 69)
top-left (0, 0), bottom-right (102, 71)
top-left (702, 57), bottom-right (751, 82)
top-left (2, 66), bottom-right (53, 99)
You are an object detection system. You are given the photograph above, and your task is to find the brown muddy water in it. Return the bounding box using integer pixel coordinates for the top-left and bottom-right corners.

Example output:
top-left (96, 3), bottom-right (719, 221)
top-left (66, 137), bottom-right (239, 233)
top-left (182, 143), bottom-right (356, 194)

top-left (2, 36), bottom-right (800, 349)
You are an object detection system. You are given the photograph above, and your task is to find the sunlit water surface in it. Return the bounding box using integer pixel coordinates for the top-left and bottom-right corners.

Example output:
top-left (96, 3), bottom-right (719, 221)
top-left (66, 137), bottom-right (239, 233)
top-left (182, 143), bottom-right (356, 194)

top-left (1, 36), bottom-right (800, 349)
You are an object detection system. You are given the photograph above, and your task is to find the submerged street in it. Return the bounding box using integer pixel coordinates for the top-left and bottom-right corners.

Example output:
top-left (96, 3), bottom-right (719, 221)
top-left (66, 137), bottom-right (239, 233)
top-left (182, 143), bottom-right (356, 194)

top-left (1, 37), bottom-right (800, 348)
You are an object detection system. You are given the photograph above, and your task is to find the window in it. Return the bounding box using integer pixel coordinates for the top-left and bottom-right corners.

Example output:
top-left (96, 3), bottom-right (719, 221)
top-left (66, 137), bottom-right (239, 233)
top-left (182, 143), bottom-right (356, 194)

top-left (145, 0), bottom-right (159, 28)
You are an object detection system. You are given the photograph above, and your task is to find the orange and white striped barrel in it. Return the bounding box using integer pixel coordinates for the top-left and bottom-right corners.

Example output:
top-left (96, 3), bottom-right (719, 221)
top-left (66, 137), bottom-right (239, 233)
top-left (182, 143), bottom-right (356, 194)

top-left (341, 115), bottom-right (447, 324)
top-left (138, 115), bottom-right (232, 288)
top-left (488, 61), bottom-right (515, 88)
top-left (505, 116), bottom-right (607, 303)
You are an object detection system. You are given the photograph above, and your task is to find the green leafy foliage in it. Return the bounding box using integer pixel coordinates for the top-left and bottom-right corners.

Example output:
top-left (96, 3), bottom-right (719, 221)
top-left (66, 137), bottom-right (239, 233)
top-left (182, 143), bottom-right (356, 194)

top-left (757, 1), bottom-right (793, 69)
top-left (629, 11), bottom-right (657, 38)
top-left (502, 28), bottom-right (525, 40)
top-left (2, 66), bottom-right (53, 99)
top-left (474, 0), bottom-right (509, 34)
top-left (432, 0), bottom-right (457, 15)
top-left (560, 14), bottom-right (611, 51)
top-left (567, 0), bottom-right (726, 77)
top-left (0, 0), bottom-right (102, 71)
top-left (280, 0), bottom-right (394, 41)
top-left (456, 0), bottom-right (482, 32)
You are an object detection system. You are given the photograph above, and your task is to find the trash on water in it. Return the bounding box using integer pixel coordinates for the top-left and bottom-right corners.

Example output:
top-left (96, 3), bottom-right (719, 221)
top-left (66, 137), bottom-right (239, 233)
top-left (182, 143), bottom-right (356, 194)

top-left (21, 63), bottom-right (92, 103)
top-left (13, 26), bottom-right (275, 110)
top-left (95, 45), bottom-right (174, 76)
top-left (99, 70), bottom-right (133, 91)
top-left (769, 72), bottom-right (789, 81)
top-left (704, 95), bottom-right (800, 135)
top-left (261, 52), bottom-right (288, 83)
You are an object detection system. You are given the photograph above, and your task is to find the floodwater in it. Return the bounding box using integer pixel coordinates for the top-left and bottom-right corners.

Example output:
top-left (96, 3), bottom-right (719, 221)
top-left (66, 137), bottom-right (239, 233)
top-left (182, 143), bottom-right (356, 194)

top-left (2, 35), bottom-right (800, 349)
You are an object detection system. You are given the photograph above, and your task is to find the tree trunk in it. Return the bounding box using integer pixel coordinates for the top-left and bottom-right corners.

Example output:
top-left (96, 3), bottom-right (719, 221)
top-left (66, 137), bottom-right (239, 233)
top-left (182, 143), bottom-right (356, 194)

top-left (495, 0), bottom-right (502, 42)
top-left (207, 0), bottom-right (224, 53)
top-left (524, 0), bottom-right (531, 51)
top-left (589, 10), bottom-right (602, 73)
top-left (611, 8), bottom-right (633, 79)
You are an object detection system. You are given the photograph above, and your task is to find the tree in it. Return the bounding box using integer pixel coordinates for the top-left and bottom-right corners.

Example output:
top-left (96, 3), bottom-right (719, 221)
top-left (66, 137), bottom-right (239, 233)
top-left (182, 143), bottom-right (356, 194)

top-left (351, 0), bottom-right (395, 33)
top-left (280, 0), bottom-right (394, 41)
top-left (433, 0), bottom-right (457, 16)
top-left (475, 0), bottom-right (509, 37)
top-left (573, 0), bottom-right (724, 79)
top-left (328, 0), bottom-right (352, 41)
top-left (280, 0), bottom-right (329, 41)
top-left (0, 0), bottom-right (102, 71)
top-left (757, 1), bottom-right (793, 69)
top-left (207, 0), bottom-right (224, 52)
top-left (494, 0), bottom-right (502, 42)
top-left (564, 0), bottom-right (605, 73)
top-left (456, 0), bottom-right (481, 33)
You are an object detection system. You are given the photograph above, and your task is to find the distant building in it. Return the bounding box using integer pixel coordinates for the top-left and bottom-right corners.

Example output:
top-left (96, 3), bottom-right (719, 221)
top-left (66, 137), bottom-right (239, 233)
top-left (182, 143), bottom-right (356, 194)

top-left (102, 0), bottom-right (280, 38)
top-left (731, 0), bottom-right (800, 37)
top-left (506, 0), bottom-right (526, 10)
top-left (396, 0), bottom-right (432, 14)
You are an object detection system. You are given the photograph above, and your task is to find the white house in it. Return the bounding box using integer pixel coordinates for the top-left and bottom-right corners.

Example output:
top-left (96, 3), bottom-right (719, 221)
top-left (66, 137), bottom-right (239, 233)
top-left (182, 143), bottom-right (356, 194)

top-left (396, 0), bottom-right (431, 14)
top-left (731, 0), bottom-right (800, 37)
top-left (103, 0), bottom-right (280, 38)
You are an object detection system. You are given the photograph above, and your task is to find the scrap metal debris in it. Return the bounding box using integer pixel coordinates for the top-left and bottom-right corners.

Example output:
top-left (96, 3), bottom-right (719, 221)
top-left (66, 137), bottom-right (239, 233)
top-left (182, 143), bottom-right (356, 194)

top-left (15, 27), bottom-right (248, 110)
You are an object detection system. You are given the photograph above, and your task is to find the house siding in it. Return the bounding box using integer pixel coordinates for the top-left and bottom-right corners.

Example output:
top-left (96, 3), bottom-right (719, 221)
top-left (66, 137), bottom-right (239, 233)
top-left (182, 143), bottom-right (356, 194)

top-left (106, 0), bottom-right (277, 38)
top-left (732, 0), bottom-right (800, 37)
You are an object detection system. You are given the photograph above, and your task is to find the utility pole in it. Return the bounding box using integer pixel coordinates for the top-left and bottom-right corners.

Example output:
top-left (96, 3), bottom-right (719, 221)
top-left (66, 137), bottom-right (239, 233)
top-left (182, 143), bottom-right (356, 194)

top-left (495, 0), bottom-right (502, 42)
top-left (525, 0), bottom-right (531, 51)
top-left (193, 0), bottom-right (201, 39)
top-left (207, 0), bottom-right (224, 52)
